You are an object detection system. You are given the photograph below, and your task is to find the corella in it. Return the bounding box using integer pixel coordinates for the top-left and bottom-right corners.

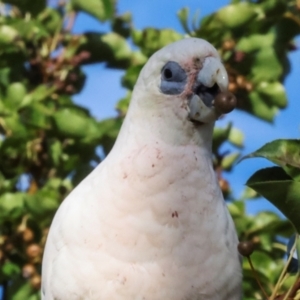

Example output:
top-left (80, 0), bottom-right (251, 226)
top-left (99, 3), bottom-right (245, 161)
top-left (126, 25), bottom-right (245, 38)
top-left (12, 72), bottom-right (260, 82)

top-left (42, 38), bottom-right (242, 300)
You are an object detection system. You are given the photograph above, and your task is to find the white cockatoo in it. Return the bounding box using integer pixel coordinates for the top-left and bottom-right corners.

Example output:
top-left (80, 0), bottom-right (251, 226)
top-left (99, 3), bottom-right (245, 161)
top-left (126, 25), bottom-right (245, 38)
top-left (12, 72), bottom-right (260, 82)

top-left (42, 38), bottom-right (242, 300)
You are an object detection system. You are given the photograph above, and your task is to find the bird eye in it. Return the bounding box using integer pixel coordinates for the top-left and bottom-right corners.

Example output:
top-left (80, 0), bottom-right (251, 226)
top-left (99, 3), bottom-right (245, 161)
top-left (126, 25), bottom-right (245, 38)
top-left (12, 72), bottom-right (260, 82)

top-left (163, 68), bottom-right (173, 79)
top-left (160, 61), bottom-right (187, 95)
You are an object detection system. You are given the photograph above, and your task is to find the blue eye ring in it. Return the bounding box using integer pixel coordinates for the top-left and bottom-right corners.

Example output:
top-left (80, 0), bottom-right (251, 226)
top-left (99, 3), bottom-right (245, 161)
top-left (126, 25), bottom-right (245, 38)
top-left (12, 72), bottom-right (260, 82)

top-left (160, 61), bottom-right (187, 95)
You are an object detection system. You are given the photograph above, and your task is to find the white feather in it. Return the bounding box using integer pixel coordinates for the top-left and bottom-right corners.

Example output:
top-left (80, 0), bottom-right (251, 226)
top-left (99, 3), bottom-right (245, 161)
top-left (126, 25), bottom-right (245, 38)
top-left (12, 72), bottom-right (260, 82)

top-left (42, 38), bottom-right (242, 300)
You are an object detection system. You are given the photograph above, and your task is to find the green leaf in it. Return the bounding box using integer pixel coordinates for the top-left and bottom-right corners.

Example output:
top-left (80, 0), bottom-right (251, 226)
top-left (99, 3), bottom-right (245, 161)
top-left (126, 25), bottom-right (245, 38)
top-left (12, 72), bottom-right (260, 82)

top-left (78, 32), bottom-right (132, 68)
top-left (0, 101), bottom-right (11, 117)
top-left (4, 0), bottom-right (46, 16)
top-left (98, 118), bottom-right (123, 154)
top-left (53, 107), bottom-right (100, 140)
top-left (132, 28), bottom-right (182, 57)
top-left (256, 81), bottom-right (287, 108)
top-left (259, 0), bottom-right (286, 17)
top-left (130, 51), bottom-right (147, 66)
top-left (246, 211), bottom-right (288, 236)
top-left (2, 114), bottom-right (28, 137)
top-left (228, 127), bottom-right (244, 148)
top-left (0, 25), bottom-right (20, 45)
top-left (37, 8), bottom-right (62, 34)
top-left (4, 82), bottom-right (27, 109)
top-left (101, 33), bottom-right (132, 61)
top-left (111, 12), bottom-right (132, 38)
top-left (234, 216), bottom-right (253, 237)
top-left (237, 33), bottom-right (274, 52)
top-left (0, 67), bottom-right (11, 86)
top-left (0, 172), bottom-right (18, 193)
top-left (115, 92), bottom-right (131, 116)
top-left (246, 167), bottom-right (300, 233)
top-left (0, 137), bottom-right (27, 177)
top-left (251, 48), bottom-right (283, 83)
top-left (2, 262), bottom-right (21, 277)
top-left (98, 118), bottom-right (122, 138)
top-left (9, 19), bottom-right (49, 42)
top-left (213, 123), bottom-right (232, 153)
top-left (25, 190), bottom-right (60, 219)
top-left (20, 85), bottom-right (56, 107)
top-left (0, 192), bottom-right (25, 220)
top-left (213, 124), bottom-right (242, 158)
top-left (221, 152), bottom-right (240, 171)
top-left (248, 91), bottom-right (277, 122)
top-left (275, 15), bottom-right (300, 46)
top-left (236, 32), bottom-right (284, 83)
top-left (7, 279), bottom-right (35, 300)
top-left (70, 0), bottom-right (115, 22)
top-left (28, 292), bottom-right (40, 300)
top-left (227, 200), bottom-right (245, 217)
top-left (48, 140), bottom-right (62, 166)
top-left (196, 14), bottom-right (225, 45)
top-left (216, 2), bottom-right (260, 29)
top-left (243, 250), bottom-right (280, 284)
top-left (240, 186), bottom-right (259, 200)
top-left (122, 65), bottom-right (143, 90)
top-left (177, 7), bottom-right (191, 34)
top-left (20, 103), bottom-right (51, 129)
top-left (243, 139), bottom-right (300, 180)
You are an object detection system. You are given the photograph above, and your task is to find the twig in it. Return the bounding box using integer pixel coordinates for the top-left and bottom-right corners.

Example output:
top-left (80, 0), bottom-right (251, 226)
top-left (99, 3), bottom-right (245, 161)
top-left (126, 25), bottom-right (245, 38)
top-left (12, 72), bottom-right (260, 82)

top-left (247, 256), bottom-right (269, 299)
top-left (282, 275), bottom-right (300, 300)
top-left (270, 235), bottom-right (299, 299)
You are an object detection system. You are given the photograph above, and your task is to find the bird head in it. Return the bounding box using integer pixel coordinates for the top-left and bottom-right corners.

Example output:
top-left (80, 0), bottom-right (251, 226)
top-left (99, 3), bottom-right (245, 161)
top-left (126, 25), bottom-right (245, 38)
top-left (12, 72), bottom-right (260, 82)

top-left (134, 38), bottom-right (236, 123)
top-left (127, 38), bottom-right (236, 147)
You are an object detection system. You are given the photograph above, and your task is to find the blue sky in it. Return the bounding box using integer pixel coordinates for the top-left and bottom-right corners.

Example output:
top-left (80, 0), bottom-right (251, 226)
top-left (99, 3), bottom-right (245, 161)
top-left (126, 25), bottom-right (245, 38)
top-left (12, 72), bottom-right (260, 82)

top-left (72, 0), bottom-right (300, 215)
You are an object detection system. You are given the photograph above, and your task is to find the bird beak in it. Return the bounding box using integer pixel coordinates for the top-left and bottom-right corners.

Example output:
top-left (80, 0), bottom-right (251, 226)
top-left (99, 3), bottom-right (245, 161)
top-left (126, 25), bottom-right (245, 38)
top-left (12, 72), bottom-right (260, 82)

top-left (188, 57), bottom-right (237, 124)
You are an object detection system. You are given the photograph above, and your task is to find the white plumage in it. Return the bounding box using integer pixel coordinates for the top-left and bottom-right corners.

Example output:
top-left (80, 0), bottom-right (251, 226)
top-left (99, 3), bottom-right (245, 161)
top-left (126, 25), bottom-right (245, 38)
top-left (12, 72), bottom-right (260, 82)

top-left (42, 38), bottom-right (242, 300)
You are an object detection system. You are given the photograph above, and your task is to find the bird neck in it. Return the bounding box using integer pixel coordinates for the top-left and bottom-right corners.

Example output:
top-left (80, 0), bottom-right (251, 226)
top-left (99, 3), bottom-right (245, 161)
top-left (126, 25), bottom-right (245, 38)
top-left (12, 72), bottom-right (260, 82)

top-left (112, 100), bottom-right (214, 156)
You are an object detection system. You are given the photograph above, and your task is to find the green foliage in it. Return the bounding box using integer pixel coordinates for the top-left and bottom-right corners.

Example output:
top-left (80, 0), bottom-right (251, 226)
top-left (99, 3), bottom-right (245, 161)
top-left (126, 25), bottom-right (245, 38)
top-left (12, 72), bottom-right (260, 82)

top-left (77, 32), bottom-right (138, 68)
top-left (242, 139), bottom-right (300, 298)
top-left (69, 0), bottom-right (115, 22)
top-left (244, 140), bottom-right (300, 179)
top-left (244, 139), bottom-right (300, 233)
top-left (247, 167), bottom-right (300, 233)
top-left (4, 0), bottom-right (46, 17)
top-left (178, 0), bottom-right (300, 122)
top-left (132, 28), bottom-right (182, 57)
top-left (0, 0), bottom-right (299, 299)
